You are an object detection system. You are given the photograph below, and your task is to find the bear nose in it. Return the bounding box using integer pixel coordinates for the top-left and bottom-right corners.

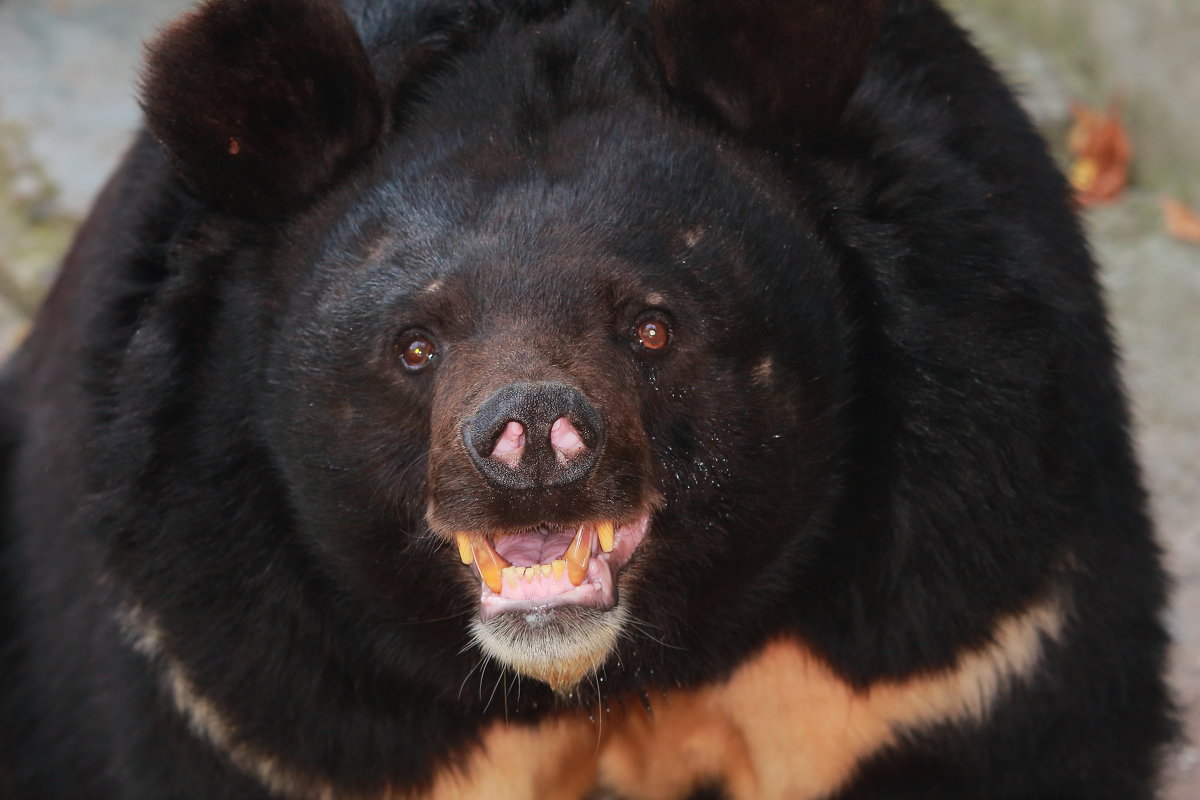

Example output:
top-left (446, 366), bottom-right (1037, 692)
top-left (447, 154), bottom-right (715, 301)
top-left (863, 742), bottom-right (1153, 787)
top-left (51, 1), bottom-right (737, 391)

top-left (462, 382), bottom-right (604, 490)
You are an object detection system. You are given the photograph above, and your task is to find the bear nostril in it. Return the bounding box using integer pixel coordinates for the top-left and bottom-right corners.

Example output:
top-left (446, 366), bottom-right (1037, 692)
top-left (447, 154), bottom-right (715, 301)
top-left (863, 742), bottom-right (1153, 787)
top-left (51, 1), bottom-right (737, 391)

top-left (550, 417), bottom-right (586, 464)
top-left (490, 421), bottom-right (526, 468)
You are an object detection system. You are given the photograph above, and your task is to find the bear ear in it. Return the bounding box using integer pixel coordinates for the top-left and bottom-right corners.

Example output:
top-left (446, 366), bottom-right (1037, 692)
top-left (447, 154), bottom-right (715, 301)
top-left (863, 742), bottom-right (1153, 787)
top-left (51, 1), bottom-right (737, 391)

top-left (141, 0), bottom-right (383, 218)
top-left (649, 0), bottom-right (886, 138)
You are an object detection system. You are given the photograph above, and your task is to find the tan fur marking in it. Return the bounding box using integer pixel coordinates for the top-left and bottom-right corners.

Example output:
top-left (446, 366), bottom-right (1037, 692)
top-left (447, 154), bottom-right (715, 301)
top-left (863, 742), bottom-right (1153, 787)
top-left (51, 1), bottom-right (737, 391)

top-left (598, 702), bottom-right (755, 799)
top-left (420, 717), bottom-right (599, 800)
top-left (166, 662), bottom-right (341, 800)
top-left (119, 606), bottom-right (339, 800)
top-left (423, 594), bottom-right (1064, 799)
top-left (121, 595), bottom-right (1064, 800)
top-left (596, 593), bottom-right (1066, 799)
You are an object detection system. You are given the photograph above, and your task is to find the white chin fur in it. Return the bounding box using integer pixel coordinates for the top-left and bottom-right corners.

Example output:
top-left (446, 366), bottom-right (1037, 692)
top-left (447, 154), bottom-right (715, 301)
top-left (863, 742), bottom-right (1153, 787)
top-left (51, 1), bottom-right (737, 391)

top-left (470, 604), bottom-right (627, 691)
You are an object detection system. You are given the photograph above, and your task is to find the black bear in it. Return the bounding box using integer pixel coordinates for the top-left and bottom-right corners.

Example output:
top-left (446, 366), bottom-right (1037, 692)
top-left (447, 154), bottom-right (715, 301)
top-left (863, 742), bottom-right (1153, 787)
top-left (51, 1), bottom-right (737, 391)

top-left (0, 0), bottom-right (1175, 797)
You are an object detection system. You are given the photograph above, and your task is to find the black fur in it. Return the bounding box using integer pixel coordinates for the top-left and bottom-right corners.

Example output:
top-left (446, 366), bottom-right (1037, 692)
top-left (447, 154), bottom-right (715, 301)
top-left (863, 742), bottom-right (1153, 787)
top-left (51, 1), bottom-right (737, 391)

top-left (0, 0), bottom-right (1174, 797)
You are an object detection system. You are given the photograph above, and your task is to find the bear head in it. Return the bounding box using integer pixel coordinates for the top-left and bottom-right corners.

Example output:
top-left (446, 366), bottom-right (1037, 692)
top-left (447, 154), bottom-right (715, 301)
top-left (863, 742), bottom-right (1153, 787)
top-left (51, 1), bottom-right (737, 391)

top-left (128, 0), bottom-right (884, 695)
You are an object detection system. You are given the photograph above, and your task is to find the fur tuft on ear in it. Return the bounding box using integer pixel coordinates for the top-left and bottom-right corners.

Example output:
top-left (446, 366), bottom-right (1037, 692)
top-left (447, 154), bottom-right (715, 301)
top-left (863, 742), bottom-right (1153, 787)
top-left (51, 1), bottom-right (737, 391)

top-left (650, 0), bottom-right (886, 138)
top-left (141, 0), bottom-right (383, 218)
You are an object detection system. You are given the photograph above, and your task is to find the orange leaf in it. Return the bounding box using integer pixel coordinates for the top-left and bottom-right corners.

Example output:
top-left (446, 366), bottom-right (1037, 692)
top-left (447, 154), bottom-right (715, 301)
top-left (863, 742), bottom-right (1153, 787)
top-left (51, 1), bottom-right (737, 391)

top-left (1067, 100), bottom-right (1131, 206)
top-left (1162, 197), bottom-right (1200, 245)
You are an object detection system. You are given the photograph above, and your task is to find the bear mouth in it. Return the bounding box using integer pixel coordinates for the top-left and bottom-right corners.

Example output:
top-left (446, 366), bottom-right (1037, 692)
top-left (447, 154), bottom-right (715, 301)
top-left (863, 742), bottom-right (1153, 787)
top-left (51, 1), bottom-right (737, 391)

top-left (455, 516), bottom-right (649, 621)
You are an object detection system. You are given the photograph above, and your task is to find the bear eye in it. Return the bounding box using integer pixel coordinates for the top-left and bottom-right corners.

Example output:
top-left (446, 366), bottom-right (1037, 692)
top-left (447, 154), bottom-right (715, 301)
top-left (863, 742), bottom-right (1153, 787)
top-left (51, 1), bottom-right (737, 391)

top-left (398, 330), bottom-right (437, 372)
top-left (635, 315), bottom-right (672, 351)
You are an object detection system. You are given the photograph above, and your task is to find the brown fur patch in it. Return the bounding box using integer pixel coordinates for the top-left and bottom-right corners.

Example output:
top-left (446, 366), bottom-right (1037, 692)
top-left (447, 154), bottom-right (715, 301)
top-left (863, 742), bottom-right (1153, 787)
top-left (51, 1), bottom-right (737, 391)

top-left (681, 226), bottom-right (706, 249)
top-left (752, 355), bottom-right (775, 387)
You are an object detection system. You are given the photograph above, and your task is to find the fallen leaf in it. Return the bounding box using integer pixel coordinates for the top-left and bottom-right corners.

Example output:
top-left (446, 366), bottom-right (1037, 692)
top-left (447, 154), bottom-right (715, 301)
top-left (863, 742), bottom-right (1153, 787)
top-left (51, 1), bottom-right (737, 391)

top-left (1162, 197), bottom-right (1200, 245)
top-left (1066, 100), bottom-right (1131, 206)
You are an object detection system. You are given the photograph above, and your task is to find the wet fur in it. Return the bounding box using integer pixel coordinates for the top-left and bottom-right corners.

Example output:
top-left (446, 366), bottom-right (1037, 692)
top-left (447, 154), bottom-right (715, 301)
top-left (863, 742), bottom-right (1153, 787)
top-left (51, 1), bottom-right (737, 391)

top-left (0, 0), bottom-right (1174, 797)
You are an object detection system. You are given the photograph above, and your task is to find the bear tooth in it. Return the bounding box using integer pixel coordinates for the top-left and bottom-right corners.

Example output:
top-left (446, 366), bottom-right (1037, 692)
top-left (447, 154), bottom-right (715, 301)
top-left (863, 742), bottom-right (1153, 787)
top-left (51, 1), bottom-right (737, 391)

top-left (472, 540), bottom-right (510, 594)
top-left (540, 563), bottom-right (553, 577)
top-left (597, 521), bottom-right (615, 553)
top-left (552, 559), bottom-right (566, 579)
top-left (456, 533), bottom-right (474, 565)
top-left (566, 525), bottom-right (592, 586)
top-left (502, 566), bottom-right (518, 584)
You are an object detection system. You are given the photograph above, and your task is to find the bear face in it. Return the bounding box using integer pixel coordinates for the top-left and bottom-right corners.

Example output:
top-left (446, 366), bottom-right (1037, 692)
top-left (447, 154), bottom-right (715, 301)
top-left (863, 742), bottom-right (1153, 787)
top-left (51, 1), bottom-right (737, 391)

top-left (132, 0), bottom-right (868, 696)
top-left (259, 105), bottom-right (850, 688)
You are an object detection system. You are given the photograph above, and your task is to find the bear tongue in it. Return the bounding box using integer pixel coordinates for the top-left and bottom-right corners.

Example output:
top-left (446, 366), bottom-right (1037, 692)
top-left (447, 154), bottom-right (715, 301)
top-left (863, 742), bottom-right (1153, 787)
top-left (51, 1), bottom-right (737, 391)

top-left (494, 526), bottom-right (578, 567)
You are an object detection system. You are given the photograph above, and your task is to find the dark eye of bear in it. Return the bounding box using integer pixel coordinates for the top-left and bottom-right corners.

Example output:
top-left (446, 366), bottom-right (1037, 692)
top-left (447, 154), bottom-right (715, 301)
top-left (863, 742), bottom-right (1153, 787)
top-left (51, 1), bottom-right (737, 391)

top-left (398, 331), bottom-right (437, 372)
top-left (636, 317), bottom-right (671, 351)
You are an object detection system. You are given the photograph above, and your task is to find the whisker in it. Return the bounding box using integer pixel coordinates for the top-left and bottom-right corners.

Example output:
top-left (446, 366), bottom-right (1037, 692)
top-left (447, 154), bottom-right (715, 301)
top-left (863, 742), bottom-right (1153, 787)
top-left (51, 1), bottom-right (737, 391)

top-left (478, 653), bottom-right (491, 703)
top-left (391, 607), bottom-right (475, 626)
top-left (484, 669), bottom-right (504, 715)
top-left (458, 656), bottom-right (484, 702)
top-left (621, 615), bottom-right (686, 651)
top-left (502, 672), bottom-right (510, 723)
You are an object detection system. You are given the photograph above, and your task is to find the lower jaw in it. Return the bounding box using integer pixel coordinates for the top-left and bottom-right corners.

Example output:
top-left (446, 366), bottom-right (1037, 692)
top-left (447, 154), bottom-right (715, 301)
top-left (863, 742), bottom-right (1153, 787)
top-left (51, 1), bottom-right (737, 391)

top-left (470, 604), bottom-right (626, 691)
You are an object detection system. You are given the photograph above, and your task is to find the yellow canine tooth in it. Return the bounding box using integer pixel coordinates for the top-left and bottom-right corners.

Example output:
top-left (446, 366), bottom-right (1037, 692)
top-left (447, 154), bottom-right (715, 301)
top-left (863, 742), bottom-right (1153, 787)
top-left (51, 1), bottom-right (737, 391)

top-left (472, 540), bottom-right (510, 594)
top-left (456, 533), bottom-right (474, 565)
top-left (552, 559), bottom-right (566, 580)
top-left (597, 520), bottom-right (615, 553)
top-left (565, 525), bottom-right (593, 586)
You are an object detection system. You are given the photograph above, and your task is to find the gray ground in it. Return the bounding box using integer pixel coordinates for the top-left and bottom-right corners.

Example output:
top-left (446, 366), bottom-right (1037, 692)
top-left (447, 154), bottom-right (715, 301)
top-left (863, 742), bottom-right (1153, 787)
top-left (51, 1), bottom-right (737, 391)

top-left (1, 0), bottom-right (1196, 795)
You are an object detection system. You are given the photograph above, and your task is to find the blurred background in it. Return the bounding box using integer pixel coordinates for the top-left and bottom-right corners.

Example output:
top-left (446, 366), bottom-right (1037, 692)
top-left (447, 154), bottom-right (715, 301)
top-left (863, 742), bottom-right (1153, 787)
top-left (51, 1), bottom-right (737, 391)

top-left (1, 0), bottom-right (1196, 795)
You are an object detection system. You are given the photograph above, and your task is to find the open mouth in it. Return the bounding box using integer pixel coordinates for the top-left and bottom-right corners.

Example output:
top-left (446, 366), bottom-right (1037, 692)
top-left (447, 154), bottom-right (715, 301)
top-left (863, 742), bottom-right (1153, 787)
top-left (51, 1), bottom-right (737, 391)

top-left (455, 515), bottom-right (649, 620)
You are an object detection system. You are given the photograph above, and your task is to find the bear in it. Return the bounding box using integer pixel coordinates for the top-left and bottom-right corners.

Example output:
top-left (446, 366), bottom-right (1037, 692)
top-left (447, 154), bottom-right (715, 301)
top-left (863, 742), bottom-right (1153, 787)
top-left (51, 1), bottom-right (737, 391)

top-left (0, 0), bottom-right (1176, 797)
